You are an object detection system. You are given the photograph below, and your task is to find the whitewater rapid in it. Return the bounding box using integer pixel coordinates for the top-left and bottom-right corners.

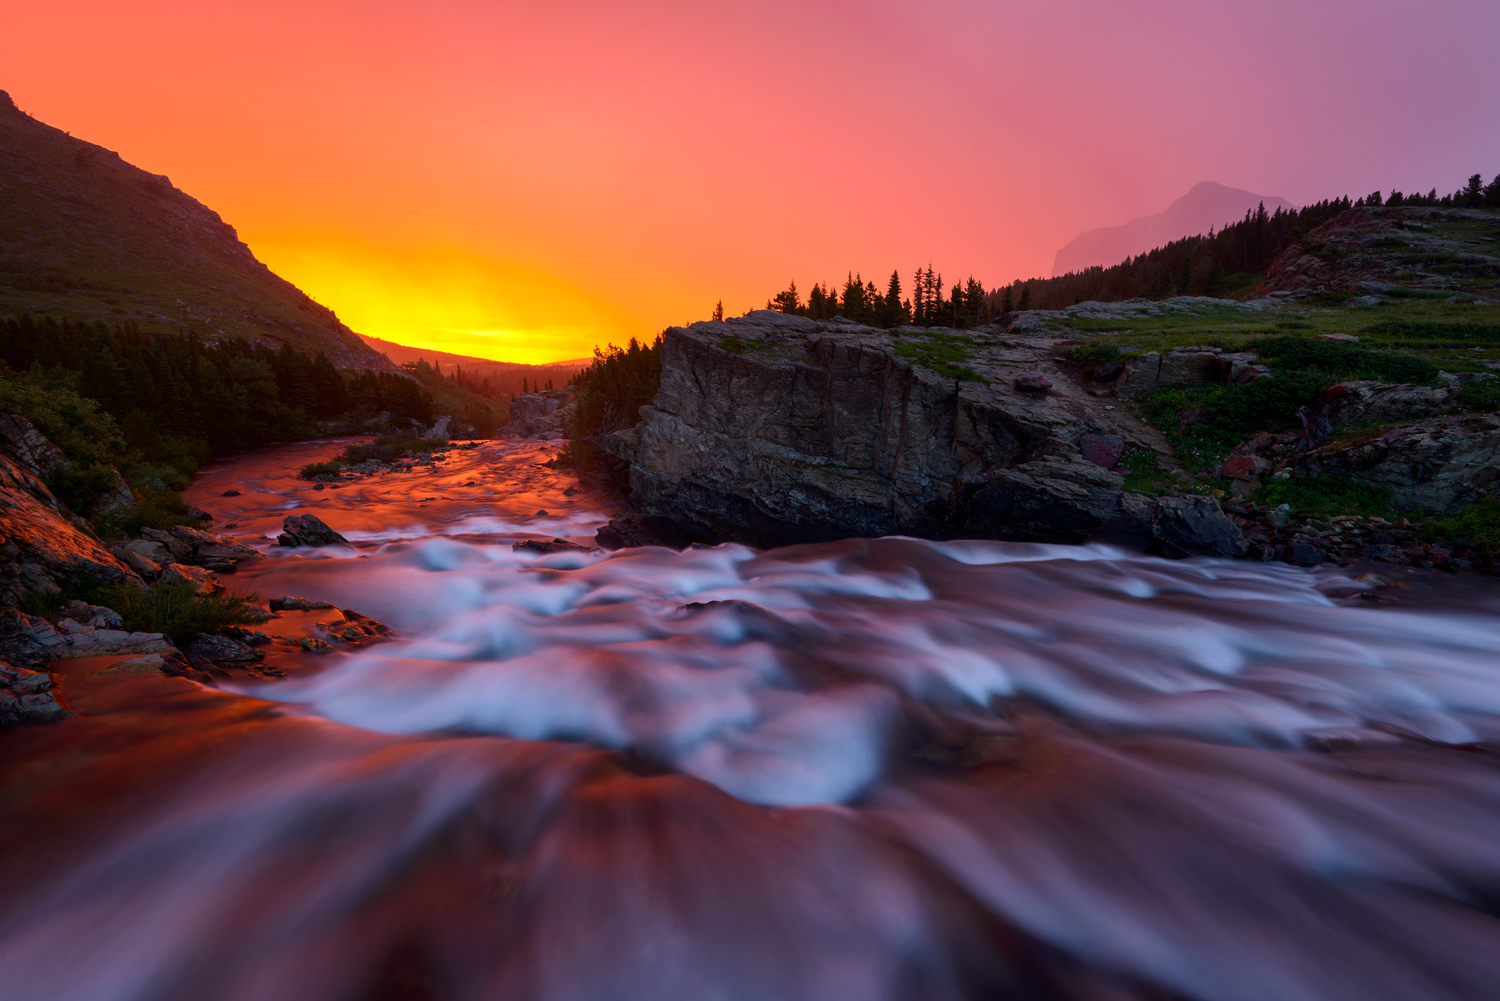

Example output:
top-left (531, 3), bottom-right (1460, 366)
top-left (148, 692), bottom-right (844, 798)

top-left (2, 439), bottom-right (1499, 1001)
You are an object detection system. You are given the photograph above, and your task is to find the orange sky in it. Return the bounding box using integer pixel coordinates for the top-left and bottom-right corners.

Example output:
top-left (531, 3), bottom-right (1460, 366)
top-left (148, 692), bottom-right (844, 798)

top-left (5, 1), bottom-right (1498, 363)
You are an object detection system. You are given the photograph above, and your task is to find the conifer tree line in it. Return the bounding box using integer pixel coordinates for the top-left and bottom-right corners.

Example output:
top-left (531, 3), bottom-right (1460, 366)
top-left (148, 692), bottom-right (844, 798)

top-left (426, 359), bottom-right (579, 401)
top-left (563, 336), bottom-right (663, 478)
top-left (0, 314), bottom-right (435, 472)
top-left (763, 171), bottom-right (1499, 322)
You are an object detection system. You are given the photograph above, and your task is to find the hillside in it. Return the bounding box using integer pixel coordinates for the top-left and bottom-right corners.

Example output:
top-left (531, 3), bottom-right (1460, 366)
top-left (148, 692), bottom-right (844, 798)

top-left (0, 90), bottom-right (389, 369)
top-left (359, 334), bottom-right (589, 397)
top-left (1053, 182), bottom-right (1293, 277)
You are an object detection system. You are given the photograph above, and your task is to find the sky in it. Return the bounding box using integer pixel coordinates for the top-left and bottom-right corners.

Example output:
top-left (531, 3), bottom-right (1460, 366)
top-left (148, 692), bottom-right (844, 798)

top-left (5, 0), bottom-right (1498, 363)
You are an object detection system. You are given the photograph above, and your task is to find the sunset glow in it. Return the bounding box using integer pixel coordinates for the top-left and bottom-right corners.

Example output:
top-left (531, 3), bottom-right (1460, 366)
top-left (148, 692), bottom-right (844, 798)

top-left (4, 0), bottom-right (1497, 360)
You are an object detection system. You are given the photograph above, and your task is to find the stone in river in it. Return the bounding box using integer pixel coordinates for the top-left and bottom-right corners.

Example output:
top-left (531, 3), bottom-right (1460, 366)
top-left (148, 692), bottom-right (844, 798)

top-left (513, 538), bottom-right (599, 554)
top-left (277, 514), bottom-right (350, 548)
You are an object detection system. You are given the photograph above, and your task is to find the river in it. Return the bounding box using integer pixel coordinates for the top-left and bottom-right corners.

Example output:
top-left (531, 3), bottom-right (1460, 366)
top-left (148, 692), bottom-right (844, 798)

top-left (3, 438), bottom-right (1500, 1001)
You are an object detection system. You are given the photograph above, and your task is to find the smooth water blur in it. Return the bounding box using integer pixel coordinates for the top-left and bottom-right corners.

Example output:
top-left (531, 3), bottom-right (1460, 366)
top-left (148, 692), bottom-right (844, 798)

top-left (2, 440), bottom-right (1499, 1001)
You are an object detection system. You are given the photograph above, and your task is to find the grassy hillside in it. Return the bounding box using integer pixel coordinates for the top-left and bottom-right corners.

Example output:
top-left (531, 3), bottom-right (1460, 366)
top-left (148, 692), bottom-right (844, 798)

top-left (0, 90), bottom-right (389, 370)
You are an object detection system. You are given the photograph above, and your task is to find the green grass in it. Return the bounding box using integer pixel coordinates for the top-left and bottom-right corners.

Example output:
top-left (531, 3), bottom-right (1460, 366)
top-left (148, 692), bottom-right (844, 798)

top-left (299, 460), bottom-right (344, 479)
top-left (1458, 379), bottom-right (1500, 411)
top-left (717, 335), bottom-right (775, 355)
top-left (1252, 475), bottom-right (1393, 517)
top-left (893, 332), bottom-right (989, 383)
top-left (339, 435), bottom-right (448, 464)
top-left (1117, 448), bottom-right (1175, 495)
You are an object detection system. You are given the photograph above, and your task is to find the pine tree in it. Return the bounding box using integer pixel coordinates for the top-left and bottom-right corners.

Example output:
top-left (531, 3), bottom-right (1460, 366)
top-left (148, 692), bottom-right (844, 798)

top-left (1018, 284), bottom-right (1031, 311)
top-left (712, 300), bottom-right (724, 321)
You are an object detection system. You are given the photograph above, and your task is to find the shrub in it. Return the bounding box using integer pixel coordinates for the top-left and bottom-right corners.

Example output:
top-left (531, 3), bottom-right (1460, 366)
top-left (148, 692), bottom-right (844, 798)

top-left (1245, 336), bottom-right (1440, 385)
top-left (1253, 475), bottom-right (1392, 517)
top-left (1420, 497), bottom-right (1500, 551)
top-left (1459, 379), bottom-right (1500, 412)
top-left (100, 580), bottom-right (269, 646)
top-left (299, 460), bottom-right (345, 479)
top-left (339, 435), bottom-right (446, 464)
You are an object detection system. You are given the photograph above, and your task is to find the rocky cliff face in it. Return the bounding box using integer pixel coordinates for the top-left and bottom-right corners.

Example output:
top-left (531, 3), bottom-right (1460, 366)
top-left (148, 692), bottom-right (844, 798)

top-left (0, 90), bottom-right (391, 370)
top-left (600, 311), bottom-right (1245, 555)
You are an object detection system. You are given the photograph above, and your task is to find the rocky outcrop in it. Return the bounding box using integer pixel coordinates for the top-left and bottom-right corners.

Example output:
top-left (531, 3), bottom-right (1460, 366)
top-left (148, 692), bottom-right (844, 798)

top-left (598, 311), bottom-right (1243, 554)
top-left (1321, 380), bottom-right (1461, 427)
top-left (499, 389), bottom-right (576, 440)
top-left (0, 413), bottom-right (136, 521)
top-left (277, 514), bottom-right (349, 548)
top-left (1299, 414), bottom-right (1500, 511)
top-left (0, 660), bottom-right (68, 726)
top-left (0, 450), bottom-right (140, 605)
top-left (1258, 206), bottom-right (1500, 297)
top-left (1108, 347), bottom-right (1271, 399)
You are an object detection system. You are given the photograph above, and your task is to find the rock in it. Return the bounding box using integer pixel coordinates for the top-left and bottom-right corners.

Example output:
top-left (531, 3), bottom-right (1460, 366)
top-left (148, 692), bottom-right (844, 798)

top-left (0, 608), bottom-right (69, 665)
top-left (1079, 434), bottom-right (1124, 469)
top-left (1111, 348), bottom-right (1224, 399)
top-left (270, 596), bottom-right (336, 611)
top-left (300, 636), bottom-right (334, 654)
top-left (498, 388), bottom-right (578, 441)
top-left (1317, 333), bottom-right (1361, 342)
top-left (1343, 296), bottom-right (1382, 307)
top-left (166, 525), bottom-right (259, 570)
top-left (1321, 381), bottom-right (1460, 427)
top-left (115, 549), bottom-right (162, 579)
top-left (157, 563), bottom-right (224, 596)
top-left (184, 506), bottom-right (213, 522)
top-left (1287, 535), bottom-right (1327, 564)
top-left (277, 514), bottom-right (349, 548)
top-left (183, 632), bottom-right (262, 672)
top-left (317, 609), bottom-right (393, 647)
top-left (61, 600), bottom-right (123, 629)
top-left (596, 515), bottom-right (699, 551)
top-left (598, 312), bottom-right (1161, 547)
top-left (142, 527), bottom-right (194, 563)
top-left (0, 414), bottom-right (70, 478)
top-left (1299, 414), bottom-right (1500, 511)
top-left (18, 691), bottom-right (68, 722)
top-left (513, 538), bottom-right (600, 554)
top-left (1361, 543), bottom-right (1408, 562)
top-left (90, 469), bottom-right (137, 518)
top-left (221, 489), bottom-right (242, 497)
top-left (1221, 455), bottom-right (1268, 480)
top-left (1013, 374), bottom-right (1052, 394)
top-left (5, 665), bottom-right (53, 694)
top-left (1149, 495), bottom-right (1250, 558)
top-left (0, 448), bottom-right (141, 604)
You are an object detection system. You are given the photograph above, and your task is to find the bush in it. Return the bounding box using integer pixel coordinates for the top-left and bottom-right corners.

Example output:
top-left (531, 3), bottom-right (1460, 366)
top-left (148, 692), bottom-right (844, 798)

top-left (1245, 336), bottom-right (1441, 385)
top-left (1420, 496), bottom-right (1500, 551)
top-left (1253, 475), bottom-right (1393, 517)
top-left (299, 460), bottom-right (345, 479)
top-left (99, 580), bottom-right (268, 646)
top-left (339, 435), bottom-right (446, 464)
top-left (1458, 379), bottom-right (1500, 412)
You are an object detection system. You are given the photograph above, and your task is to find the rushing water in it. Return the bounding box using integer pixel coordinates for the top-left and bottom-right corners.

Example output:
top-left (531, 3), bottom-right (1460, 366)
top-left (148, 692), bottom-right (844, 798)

top-left (3, 440), bottom-right (1500, 1001)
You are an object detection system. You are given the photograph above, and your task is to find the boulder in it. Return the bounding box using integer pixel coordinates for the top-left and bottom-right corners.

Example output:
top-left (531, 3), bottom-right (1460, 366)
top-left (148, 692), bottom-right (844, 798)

top-left (183, 632), bottom-right (262, 673)
top-left (1111, 348), bottom-right (1224, 399)
top-left (269, 596), bottom-right (336, 611)
top-left (61, 600), bottom-right (123, 629)
top-left (277, 514), bottom-right (349, 548)
top-left (1299, 414), bottom-right (1500, 511)
top-left (157, 563), bottom-right (224, 596)
top-left (1148, 495), bottom-right (1250, 558)
top-left (1321, 381), bottom-right (1460, 428)
top-left (1079, 434), bottom-right (1125, 469)
top-left (513, 538), bottom-right (600, 554)
top-left (0, 414), bottom-right (70, 478)
top-left (498, 388), bottom-right (578, 441)
top-left (142, 527), bottom-right (193, 563)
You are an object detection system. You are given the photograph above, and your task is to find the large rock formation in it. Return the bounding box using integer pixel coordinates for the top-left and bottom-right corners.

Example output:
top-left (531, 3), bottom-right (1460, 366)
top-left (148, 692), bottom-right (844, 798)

top-left (1299, 414), bottom-right (1500, 511)
top-left (599, 311), bottom-right (1245, 555)
top-left (0, 90), bottom-right (392, 369)
top-left (499, 389), bottom-right (576, 440)
top-left (0, 422), bottom-right (140, 605)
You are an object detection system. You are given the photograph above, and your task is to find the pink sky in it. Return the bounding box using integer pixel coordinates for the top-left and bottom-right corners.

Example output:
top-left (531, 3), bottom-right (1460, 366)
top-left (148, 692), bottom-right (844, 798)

top-left (5, 0), bottom-right (1498, 361)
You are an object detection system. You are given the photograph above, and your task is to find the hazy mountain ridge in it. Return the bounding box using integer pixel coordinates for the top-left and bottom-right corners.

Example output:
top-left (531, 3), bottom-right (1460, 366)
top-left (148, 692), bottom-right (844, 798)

top-left (0, 90), bottom-right (390, 370)
top-left (358, 334), bottom-right (588, 375)
top-left (1054, 182), bottom-right (1294, 277)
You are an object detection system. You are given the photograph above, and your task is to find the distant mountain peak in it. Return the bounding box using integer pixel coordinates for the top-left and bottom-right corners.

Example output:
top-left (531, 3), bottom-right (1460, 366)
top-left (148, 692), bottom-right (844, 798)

top-left (1053, 182), bottom-right (1294, 277)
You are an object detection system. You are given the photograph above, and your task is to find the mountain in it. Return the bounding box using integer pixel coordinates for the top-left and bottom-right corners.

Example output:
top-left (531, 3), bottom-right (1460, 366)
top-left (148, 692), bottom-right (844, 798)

top-left (1053, 182), bottom-right (1294, 277)
top-left (0, 90), bottom-right (389, 369)
top-left (358, 334), bottom-right (589, 373)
